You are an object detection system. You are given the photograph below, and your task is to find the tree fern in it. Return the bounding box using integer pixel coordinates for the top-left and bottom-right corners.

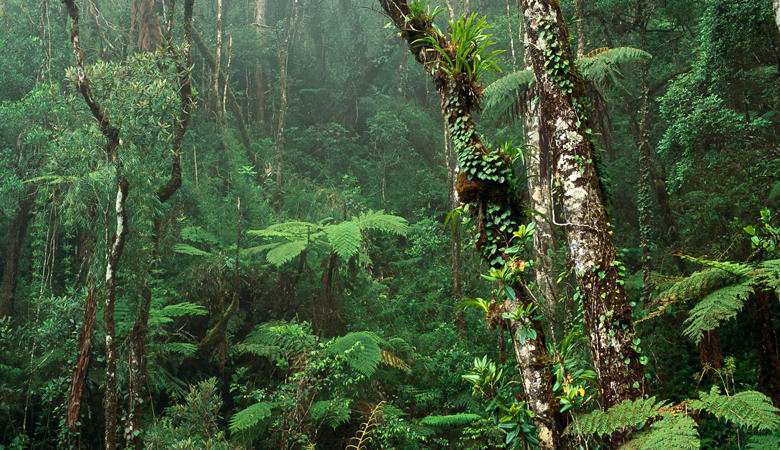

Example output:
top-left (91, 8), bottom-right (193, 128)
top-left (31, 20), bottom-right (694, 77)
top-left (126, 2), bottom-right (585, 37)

top-left (173, 243), bottom-right (213, 258)
top-left (578, 47), bottom-right (652, 89)
top-left (149, 302), bottom-right (208, 326)
top-left (482, 69), bottom-right (533, 120)
top-left (565, 397), bottom-right (667, 438)
top-left (419, 413), bottom-right (482, 427)
top-left (355, 210), bottom-right (409, 235)
top-left (310, 398), bottom-right (352, 430)
top-left (325, 221), bottom-right (362, 260)
top-left (621, 414), bottom-right (700, 450)
top-left (229, 401), bottom-right (274, 433)
top-left (236, 320), bottom-right (317, 363)
top-left (683, 282), bottom-right (754, 343)
top-left (746, 434), bottom-right (780, 449)
top-left (265, 239), bottom-right (308, 266)
top-left (327, 331), bottom-right (383, 377)
top-left (689, 386), bottom-right (780, 432)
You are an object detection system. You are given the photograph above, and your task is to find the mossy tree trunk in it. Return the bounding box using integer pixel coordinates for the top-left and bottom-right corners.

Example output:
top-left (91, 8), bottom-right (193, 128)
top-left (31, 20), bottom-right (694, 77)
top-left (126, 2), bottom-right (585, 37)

top-left (520, 0), bottom-right (644, 408)
top-left (377, 1), bottom-right (559, 447)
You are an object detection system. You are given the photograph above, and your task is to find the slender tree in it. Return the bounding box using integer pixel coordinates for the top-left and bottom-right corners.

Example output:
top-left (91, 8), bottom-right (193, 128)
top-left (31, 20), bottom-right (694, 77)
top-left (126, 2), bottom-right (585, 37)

top-left (64, 1), bottom-right (129, 447)
top-left (519, 0), bottom-right (644, 408)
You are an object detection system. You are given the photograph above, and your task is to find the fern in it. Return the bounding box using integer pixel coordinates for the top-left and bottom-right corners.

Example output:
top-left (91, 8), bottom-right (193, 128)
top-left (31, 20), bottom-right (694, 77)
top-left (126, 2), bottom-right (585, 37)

top-left (381, 349), bottom-right (411, 372)
top-left (173, 243), bottom-right (213, 258)
top-left (229, 401), bottom-right (274, 433)
top-left (180, 226), bottom-right (220, 246)
top-left (310, 398), bottom-right (352, 430)
top-left (346, 401), bottom-right (385, 450)
top-left (621, 414), bottom-right (700, 450)
top-left (236, 321), bottom-right (316, 362)
top-left (565, 397), bottom-right (667, 438)
top-left (419, 413), bottom-right (481, 427)
top-left (247, 221), bottom-right (317, 240)
top-left (754, 259), bottom-right (780, 296)
top-left (746, 434), bottom-right (780, 449)
top-left (355, 210), bottom-right (409, 235)
top-left (325, 221), bottom-right (362, 260)
top-left (482, 69), bottom-right (534, 120)
top-left (683, 282), bottom-right (754, 343)
top-left (689, 386), bottom-right (780, 432)
top-left (578, 46), bottom-right (652, 89)
top-left (265, 240), bottom-right (308, 266)
top-left (328, 332), bottom-right (383, 377)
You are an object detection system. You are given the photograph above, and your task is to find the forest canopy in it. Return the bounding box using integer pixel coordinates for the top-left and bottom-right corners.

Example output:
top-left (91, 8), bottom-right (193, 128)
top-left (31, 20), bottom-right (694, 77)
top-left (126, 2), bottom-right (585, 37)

top-left (0, 0), bottom-right (779, 448)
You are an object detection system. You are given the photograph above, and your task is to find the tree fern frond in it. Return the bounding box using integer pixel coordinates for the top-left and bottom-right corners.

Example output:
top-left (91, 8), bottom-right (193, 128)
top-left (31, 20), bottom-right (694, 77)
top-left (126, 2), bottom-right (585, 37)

top-left (682, 255), bottom-right (752, 277)
top-left (578, 46), bottom-right (652, 89)
top-left (346, 401), bottom-right (385, 450)
top-left (683, 282), bottom-right (754, 343)
top-left (621, 414), bottom-right (700, 450)
top-left (180, 226), bottom-right (220, 246)
top-left (266, 240), bottom-right (308, 266)
top-left (482, 69), bottom-right (534, 120)
top-left (354, 210), bottom-right (409, 236)
top-left (247, 221), bottom-right (318, 240)
top-left (419, 413), bottom-right (482, 427)
top-left (173, 243), bottom-right (213, 258)
top-left (325, 220), bottom-right (362, 260)
top-left (237, 321), bottom-right (316, 361)
top-left (565, 396), bottom-right (667, 437)
top-left (754, 259), bottom-right (780, 295)
top-left (229, 401), bottom-right (274, 433)
top-left (149, 302), bottom-right (208, 326)
top-left (156, 342), bottom-right (198, 356)
top-left (381, 349), bottom-right (411, 372)
top-left (690, 387), bottom-right (780, 432)
top-left (746, 434), bottom-right (780, 450)
top-left (328, 332), bottom-right (383, 377)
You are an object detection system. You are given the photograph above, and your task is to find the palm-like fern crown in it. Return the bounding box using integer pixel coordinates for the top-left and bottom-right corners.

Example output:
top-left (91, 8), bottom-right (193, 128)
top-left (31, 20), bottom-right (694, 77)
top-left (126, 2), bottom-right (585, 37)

top-left (245, 210), bottom-right (408, 267)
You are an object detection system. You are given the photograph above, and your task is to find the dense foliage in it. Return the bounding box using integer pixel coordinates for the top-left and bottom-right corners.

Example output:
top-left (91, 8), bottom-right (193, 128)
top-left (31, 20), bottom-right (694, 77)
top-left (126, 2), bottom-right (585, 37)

top-left (0, 0), bottom-right (778, 448)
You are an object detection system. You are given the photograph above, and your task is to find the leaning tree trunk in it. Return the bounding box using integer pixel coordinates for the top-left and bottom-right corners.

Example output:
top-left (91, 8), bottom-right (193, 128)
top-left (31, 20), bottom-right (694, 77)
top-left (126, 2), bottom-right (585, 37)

top-left (66, 280), bottom-right (97, 430)
top-left (378, 2), bottom-right (559, 447)
top-left (64, 2), bottom-right (129, 448)
top-left (126, 2), bottom-right (195, 446)
top-left (0, 190), bottom-right (34, 319)
top-left (520, 0), bottom-right (643, 408)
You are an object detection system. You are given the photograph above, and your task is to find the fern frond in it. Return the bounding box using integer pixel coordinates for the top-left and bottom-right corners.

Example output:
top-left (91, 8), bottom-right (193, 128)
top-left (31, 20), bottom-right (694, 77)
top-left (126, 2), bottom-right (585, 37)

top-left (683, 282), bottom-right (754, 343)
top-left (237, 321), bottom-right (316, 361)
top-left (754, 259), bottom-right (780, 295)
top-left (381, 349), bottom-right (411, 372)
top-left (419, 413), bottom-right (481, 427)
top-left (690, 386), bottom-right (780, 432)
top-left (325, 221), bottom-right (363, 260)
top-left (229, 401), bottom-right (274, 433)
top-left (355, 210), bottom-right (409, 236)
top-left (328, 332), bottom-right (383, 377)
top-left (149, 302), bottom-right (208, 326)
top-left (682, 255), bottom-right (752, 276)
top-left (482, 69), bottom-right (534, 120)
top-left (346, 401), bottom-right (385, 450)
top-left (173, 243), bottom-right (213, 258)
top-left (578, 46), bottom-right (652, 89)
top-left (266, 240), bottom-right (308, 266)
top-left (565, 397), bottom-right (667, 437)
top-left (310, 398), bottom-right (352, 430)
top-left (156, 342), bottom-right (198, 356)
top-left (746, 434), bottom-right (780, 450)
top-left (180, 226), bottom-right (220, 246)
top-left (621, 414), bottom-right (700, 450)
top-left (247, 221), bottom-right (318, 240)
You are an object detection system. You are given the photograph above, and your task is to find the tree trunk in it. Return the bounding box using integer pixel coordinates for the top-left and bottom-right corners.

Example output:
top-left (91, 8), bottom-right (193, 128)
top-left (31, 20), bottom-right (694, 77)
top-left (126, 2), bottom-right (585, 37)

top-left (64, 2), bottom-right (128, 447)
top-left (274, 0), bottom-right (302, 212)
top-left (754, 290), bottom-right (780, 405)
top-left (520, 0), bottom-right (643, 408)
top-left (377, 2), bottom-right (559, 446)
top-left (130, 0), bottom-right (162, 52)
top-left (254, 0), bottom-right (267, 125)
top-left (698, 330), bottom-right (723, 370)
top-left (774, 0), bottom-right (780, 36)
top-left (574, 0), bottom-right (586, 58)
top-left (0, 190), bottom-right (34, 319)
top-left (66, 279), bottom-right (97, 430)
top-left (126, 3), bottom-right (194, 444)
top-left (214, 0), bottom-right (224, 123)
top-left (636, 32), bottom-right (654, 303)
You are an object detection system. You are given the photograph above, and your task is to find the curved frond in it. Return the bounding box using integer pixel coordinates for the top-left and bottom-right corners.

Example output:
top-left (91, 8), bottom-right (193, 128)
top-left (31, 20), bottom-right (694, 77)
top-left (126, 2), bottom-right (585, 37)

top-left (621, 414), bottom-right (700, 450)
top-left (578, 47), bottom-right (652, 89)
top-left (482, 69), bottom-right (534, 120)
top-left (565, 396), bottom-right (667, 438)
top-left (328, 332), bottom-right (383, 377)
top-left (354, 210), bottom-right (409, 236)
top-left (683, 282), bottom-right (754, 343)
top-left (690, 387), bottom-right (780, 432)
top-left (419, 413), bottom-right (481, 427)
top-left (325, 221), bottom-right (363, 260)
top-left (266, 240), bottom-right (308, 266)
top-left (229, 401), bottom-right (274, 433)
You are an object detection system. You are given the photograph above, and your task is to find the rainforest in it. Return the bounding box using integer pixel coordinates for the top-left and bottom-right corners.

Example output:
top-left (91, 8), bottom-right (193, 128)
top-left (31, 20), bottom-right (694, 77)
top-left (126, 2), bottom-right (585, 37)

top-left (1, 0), bottom-right (780, 448)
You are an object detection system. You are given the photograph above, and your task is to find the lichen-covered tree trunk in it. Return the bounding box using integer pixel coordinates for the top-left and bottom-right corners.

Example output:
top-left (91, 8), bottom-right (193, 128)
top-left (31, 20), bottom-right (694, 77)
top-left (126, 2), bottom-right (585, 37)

top-left (520, 0), bottom-right (643, 408)
top-left (377, 1), bottom-right (558, 446)
top-left (0, 191), bottom-right (33, 319)
top-left (774, 0), bottom-right (780, 35)
top-left (64, 2), bottom-right (129, 447)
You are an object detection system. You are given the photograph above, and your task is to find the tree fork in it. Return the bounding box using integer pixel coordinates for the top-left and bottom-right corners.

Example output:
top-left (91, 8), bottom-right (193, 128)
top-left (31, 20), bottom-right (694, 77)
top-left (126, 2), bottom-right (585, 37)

top-left (377, 1), bottom-right (559, 446)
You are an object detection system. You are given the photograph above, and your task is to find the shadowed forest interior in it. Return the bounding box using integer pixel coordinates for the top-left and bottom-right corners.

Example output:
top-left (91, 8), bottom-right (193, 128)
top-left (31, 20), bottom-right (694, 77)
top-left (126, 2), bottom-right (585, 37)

top-left (1, 0), bottom-right (780, 448)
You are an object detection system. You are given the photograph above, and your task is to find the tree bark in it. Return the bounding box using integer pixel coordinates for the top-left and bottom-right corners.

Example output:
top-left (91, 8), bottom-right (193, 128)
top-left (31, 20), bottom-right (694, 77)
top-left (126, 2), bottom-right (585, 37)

top-left (130, 0), bottom-right (163, 52)
top-left (254, 0), bottom-right (267, 125)
top-left (377, 2), bottom-right (559, 446)
top-left (574, 0), bottom-right (586, 58)
top-left (520, 0), bottom-right (643, 408)
top-left (636, 25), bottom-right (654, 303)
top-left (214, 0), bottom-right (224, 123)
top-left (0, 190), bottom-right (34, 319)
top-left (64, 2), bottom-right (128, 448)
top-left (66, 280), bottom-right (97, 430)
top-left (274, 0), bottom-right (302, 212)
top-left (774, 0), bottom-right (780, 36)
